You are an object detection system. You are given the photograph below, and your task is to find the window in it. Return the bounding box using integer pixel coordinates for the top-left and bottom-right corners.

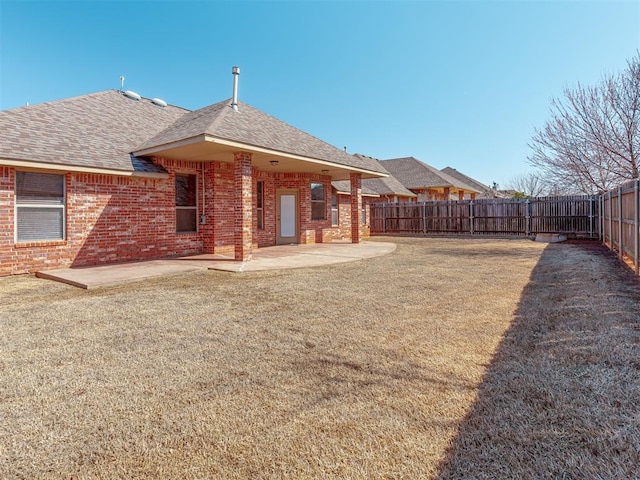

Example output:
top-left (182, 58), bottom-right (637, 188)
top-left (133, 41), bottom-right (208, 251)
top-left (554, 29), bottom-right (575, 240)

top-left (362, 205), bottom-right (367, 225)
top-left (16, 171), bottom-right (65, 242)
top-left (331, 194), bottom-right (338, 226)
top-left (311, 183), bottom-right (326, 220)
top-left (175, 174), bottom-right (197, 233)
top-left (256, 181), bottom-right (264, 230)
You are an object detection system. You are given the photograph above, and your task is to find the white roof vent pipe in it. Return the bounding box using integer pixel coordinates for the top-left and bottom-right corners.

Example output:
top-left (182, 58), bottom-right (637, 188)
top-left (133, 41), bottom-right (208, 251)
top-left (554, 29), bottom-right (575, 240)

top-left (231, 66), bottom-right (240, 111)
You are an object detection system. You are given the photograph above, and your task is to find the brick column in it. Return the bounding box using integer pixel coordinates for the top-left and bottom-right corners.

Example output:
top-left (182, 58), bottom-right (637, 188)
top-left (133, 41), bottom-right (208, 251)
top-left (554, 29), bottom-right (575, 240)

top-left (202, 163), bottom-right (215, 253)
top-left (458, 190), bottom-right (464, 201)
top-left (350, 172), bottom-right (362, 244)
top-left (234, 152), bottom-right (253, 261)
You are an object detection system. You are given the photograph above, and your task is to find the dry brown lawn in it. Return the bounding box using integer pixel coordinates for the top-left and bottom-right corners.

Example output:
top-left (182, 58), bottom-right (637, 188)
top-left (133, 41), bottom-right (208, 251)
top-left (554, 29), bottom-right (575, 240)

top-left (1, 237), bottom-right (639, 479)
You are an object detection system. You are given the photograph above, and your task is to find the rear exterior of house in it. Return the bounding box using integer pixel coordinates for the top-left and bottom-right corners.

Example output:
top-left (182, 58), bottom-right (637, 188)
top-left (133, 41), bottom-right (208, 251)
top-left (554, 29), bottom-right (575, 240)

top-left (0, 88), bottom-right (386, 276)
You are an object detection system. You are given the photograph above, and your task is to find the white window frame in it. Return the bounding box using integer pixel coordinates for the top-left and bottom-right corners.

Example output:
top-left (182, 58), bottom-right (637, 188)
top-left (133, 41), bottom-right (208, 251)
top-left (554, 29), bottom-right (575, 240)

top-left (15, 171), bottom-right (66, 242)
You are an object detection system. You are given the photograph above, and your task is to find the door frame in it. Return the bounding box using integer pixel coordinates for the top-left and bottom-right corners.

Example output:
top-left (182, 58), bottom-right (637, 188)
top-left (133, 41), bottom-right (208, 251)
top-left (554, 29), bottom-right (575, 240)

top-left (276, 189), bottom-right (299, 245)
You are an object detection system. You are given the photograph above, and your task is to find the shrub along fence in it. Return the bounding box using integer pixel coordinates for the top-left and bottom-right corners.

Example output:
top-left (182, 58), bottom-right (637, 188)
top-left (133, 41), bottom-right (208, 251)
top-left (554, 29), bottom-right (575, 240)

top-left (370, 196), bottom-right (599, 238)
top-left (600, 180), bottom-right (640, 275)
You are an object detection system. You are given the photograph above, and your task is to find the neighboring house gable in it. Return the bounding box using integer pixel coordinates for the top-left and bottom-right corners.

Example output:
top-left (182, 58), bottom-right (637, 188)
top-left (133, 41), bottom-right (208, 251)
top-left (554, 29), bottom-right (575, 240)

top-left (381, 156), bottom-right (480, 200)
top-left (441, 167), bottom-right (499, 199)
top-left (352, 154), bottom-right (417, 202)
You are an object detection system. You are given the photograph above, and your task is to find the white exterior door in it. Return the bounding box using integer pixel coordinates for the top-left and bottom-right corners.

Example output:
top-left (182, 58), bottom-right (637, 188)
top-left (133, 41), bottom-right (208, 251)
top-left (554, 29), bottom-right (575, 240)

top-left (277, 189), bottom-right (298, 244)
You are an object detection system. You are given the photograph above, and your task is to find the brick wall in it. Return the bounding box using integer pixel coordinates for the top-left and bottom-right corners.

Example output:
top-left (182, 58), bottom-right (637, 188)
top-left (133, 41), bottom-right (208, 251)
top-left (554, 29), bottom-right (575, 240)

top-left (324, 193), bottom-right (372, 241)
top-left (0, 161), bottom-right (207, 275)
top-left (0, 163), bottom-right (368, 275)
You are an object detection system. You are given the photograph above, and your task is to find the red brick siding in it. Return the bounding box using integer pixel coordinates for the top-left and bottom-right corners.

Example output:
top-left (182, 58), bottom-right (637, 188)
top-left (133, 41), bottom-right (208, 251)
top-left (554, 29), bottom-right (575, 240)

top-left (0, 161), bottom-right (207, 275)
top-left (211, 161), bottom-right (235, 256)
top-left (324, 193), bottom-right (372, 241)
top-left (254, 170), bottom-right (276, 248)
top-left (0, 162), bottom-right (369, 275)
top-left (273, 173), bottom-right (332, 244)
top-left (234, 153), bottom-right (253, 261)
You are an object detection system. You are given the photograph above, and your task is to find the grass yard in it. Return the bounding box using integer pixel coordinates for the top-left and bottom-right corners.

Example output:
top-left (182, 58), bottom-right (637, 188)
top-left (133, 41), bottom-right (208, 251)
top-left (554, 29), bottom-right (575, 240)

top-left (1, 237), bottom-right (639, 479)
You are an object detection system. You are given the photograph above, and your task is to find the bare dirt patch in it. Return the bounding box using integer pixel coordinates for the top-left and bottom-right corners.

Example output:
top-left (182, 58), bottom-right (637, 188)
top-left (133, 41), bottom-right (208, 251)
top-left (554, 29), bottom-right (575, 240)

top-left (1, 237), bottom-right (638, 479)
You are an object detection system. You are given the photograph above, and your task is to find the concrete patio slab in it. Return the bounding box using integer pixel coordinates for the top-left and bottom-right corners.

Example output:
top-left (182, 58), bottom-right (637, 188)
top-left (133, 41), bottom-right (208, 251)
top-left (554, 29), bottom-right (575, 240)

top-left (36, 241), bottom-right (396, 289)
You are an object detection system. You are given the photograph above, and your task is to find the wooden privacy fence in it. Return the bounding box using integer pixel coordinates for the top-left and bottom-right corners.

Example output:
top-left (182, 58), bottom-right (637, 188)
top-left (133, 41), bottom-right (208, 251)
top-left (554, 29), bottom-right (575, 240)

top-left (370, 196), bottom-right (599, 238)
top-left (600, 180), bottom-right (640, 275)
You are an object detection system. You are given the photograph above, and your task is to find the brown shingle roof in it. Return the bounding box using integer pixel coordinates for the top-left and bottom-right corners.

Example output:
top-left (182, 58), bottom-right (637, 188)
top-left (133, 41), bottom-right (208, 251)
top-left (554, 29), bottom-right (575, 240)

top-left (381, 157), bottom-right (479, 192)
top-left (0, 90), bottom-right (188, 173)
top-left (136, 99), bottom-right (386, 175)
top-left (441, 167), bottom-right (492, 194)
top-left (331, 180), bottom-right (379, 196)
top-left (354, 155), bottom-right (416, 197)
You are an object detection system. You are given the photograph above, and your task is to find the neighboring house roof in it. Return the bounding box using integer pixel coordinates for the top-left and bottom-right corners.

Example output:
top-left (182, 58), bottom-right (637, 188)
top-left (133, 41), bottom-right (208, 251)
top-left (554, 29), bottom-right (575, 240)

top-left (0, 90), bottom-right (386, 178)
top-left (353, 155), bottom-right (417, 198)
top-left (135, 99), bottom-right (386, 176)
top-left (441, 167), bottom-right (493, 195)
top-left (381, 157), bottom-right (479, 192)
top-left (0, 90), bottom-right (188, 174)
top-left (331, 180), bottom-right (379, 197)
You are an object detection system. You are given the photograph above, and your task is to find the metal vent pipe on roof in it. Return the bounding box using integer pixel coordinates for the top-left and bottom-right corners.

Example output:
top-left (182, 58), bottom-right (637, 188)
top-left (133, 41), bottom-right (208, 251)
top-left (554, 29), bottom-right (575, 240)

top-left (231, 66), bottom-right (240, 111)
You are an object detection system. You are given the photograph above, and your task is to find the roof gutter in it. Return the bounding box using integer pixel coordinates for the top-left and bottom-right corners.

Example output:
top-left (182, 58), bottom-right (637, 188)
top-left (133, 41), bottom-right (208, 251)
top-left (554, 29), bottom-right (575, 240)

top-left (0, 157), bottom-right (169, 178)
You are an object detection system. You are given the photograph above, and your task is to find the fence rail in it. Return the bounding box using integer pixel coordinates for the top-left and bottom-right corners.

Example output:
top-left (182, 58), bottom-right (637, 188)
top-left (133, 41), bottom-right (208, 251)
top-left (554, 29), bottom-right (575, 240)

top-left (600, 180), bottom-right (640, 274)
top-left (370, 196), bottom-right (599, 238)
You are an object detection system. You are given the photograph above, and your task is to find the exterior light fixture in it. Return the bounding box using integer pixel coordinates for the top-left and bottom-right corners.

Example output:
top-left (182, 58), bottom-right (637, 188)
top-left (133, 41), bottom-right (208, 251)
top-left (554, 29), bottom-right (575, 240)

top-left (322, 169), bottom-right (329, 174)
top-left (270, 160), bottom-right (279, 166)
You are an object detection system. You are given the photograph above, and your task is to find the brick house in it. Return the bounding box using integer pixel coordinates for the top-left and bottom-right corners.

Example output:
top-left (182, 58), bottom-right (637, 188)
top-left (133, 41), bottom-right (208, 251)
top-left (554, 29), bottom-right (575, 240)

top-left (0, 88), bottom-right (387, 276)
top-left (352, 154), bottom-right (417, 203)
top-left (380, 157), bottom-right (479, 201)
top-left (440, 166), bottom-right (505, 199)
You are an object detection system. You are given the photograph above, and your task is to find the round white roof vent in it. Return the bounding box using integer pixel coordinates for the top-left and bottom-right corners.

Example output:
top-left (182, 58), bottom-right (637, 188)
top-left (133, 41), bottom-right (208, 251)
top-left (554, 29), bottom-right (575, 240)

top-left (151, 98), bottom-right (167, 107)
top-left (123, 90), bottom-right (141, 101)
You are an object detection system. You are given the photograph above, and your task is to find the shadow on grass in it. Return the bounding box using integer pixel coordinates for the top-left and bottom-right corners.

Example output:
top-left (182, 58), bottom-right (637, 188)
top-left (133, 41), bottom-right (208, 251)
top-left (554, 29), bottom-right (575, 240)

top-left (436, 241), bottom-right (640, 479)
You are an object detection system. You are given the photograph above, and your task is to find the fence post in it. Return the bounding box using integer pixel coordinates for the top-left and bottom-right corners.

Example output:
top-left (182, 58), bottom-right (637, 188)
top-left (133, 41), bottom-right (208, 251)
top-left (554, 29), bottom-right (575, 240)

top-left (600, 194), bottom-right (604, 243)
top-left (633, 180), bottom-right (640, 275)
top-left (423, 202), bottom-right (427, 235)
top-left (470, 200), bottom-right (474, 235)
top-left (608, 189), bottom-right (613, 250)
top-left (525, 199), bottom-right (531, 236)
top-left (588, 195), bottom-right (593, 238)
top-left (382, 204), bottom-right (386, 234)
top-left (618, 186), bottom-right (623, 260)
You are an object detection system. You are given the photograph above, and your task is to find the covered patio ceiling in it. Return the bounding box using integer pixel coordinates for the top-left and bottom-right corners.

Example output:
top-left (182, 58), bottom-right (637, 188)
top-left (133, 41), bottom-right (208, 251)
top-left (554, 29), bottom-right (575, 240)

top-left (133, 135), bottom-right (387, 181)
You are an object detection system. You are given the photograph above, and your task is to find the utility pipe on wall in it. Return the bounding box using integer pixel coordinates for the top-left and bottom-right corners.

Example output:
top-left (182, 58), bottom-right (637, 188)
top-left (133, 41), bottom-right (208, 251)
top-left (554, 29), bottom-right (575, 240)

top-left (231, 66), bottom-right (240, 111)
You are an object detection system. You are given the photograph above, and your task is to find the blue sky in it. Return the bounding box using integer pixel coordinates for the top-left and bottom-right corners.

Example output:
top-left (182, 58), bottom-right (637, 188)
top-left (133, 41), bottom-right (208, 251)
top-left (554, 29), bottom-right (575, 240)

top-left (1, 0), bottom-right (639, 188)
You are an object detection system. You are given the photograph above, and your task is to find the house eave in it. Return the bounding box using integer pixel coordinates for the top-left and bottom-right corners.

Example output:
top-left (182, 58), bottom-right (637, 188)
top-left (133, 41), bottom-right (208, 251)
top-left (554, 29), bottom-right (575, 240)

top-left (133, 135), bottom-right (388, 180)
top-left (0, 157), bottom-right (169, 178)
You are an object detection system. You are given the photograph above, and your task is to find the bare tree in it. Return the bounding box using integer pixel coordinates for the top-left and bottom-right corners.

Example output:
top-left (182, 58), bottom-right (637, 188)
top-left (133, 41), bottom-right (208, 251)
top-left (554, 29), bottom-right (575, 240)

top-left (506, 172), bottom-right (548, 197)
top-left (528, 53), bottom-right (640, 194)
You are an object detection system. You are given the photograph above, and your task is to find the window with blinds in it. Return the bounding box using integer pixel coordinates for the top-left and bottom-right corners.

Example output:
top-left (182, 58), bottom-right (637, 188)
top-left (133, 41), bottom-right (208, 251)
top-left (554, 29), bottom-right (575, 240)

top-left (175, 174), bottom-right (197, 233)
top-left (256, 181), bottom-right (264, 230)
top-left (311, 183), bottom-right (326, 221)
top-left (331, 194), bottom-right (338, 226)
top-left (15, 171), bottom-right (65, 242)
